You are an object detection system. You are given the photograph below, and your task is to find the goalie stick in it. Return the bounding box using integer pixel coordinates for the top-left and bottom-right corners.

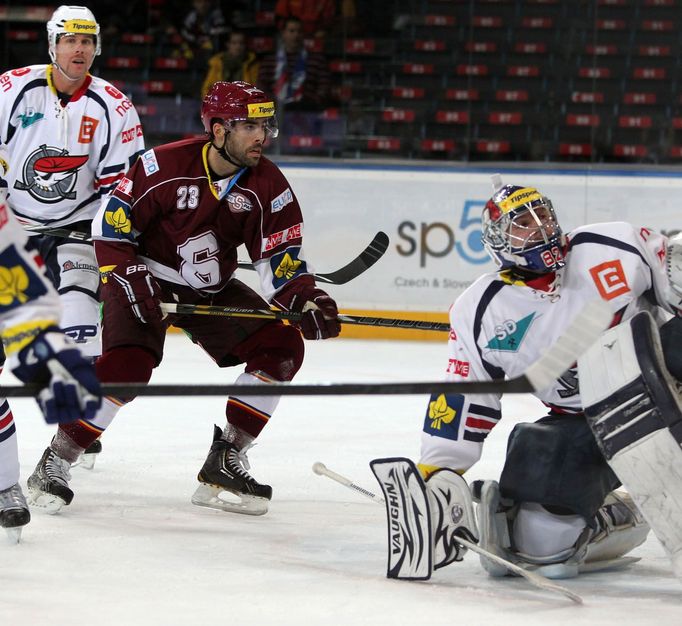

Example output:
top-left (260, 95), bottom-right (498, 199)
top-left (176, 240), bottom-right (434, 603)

top-left (312, 461), bottom-right (583, 604)
top-left (24, 227), bottom-right (389, 286)
top-left (0, 298), bottom-right (611, 398)
top-left (159, 302), bottom-right (450, 332)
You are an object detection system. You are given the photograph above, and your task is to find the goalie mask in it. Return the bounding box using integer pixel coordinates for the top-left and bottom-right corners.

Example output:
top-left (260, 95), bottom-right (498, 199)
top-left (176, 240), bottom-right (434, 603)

top-left (482, 185), bottom-right (566, 273)
top-left (47, 5), bottom-right (101, 64)
top-left (201, 81), bottom-right (278, 138)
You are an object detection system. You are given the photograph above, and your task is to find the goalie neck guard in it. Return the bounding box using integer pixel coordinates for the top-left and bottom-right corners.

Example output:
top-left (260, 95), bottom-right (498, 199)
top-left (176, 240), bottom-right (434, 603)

top-left (482, 184), bottom-right (566, 273)
top-left (47, 5), bottom-right (101, 63)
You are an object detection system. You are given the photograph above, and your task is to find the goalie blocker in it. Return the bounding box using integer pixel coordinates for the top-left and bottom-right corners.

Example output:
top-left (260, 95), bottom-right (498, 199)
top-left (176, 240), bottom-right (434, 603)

top-left (369, 457), bottom-right (478, 580)
top-left (579, 310), bottom-right (682, 579)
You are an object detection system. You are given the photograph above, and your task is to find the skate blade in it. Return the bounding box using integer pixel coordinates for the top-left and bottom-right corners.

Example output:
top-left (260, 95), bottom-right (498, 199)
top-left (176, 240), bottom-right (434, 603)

top-left (27, 490), bottom-right (67, 515)
top-left (73, 453), bottom-right (97, 470)
top-left (191, 483), bottom-right (269, 516)
top-left (4, 527), bottom-right (23, 544)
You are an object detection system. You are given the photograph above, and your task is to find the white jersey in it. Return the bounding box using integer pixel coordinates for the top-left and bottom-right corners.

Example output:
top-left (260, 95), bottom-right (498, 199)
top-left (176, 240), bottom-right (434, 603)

top-left (0, 64), bottom-right (144, 227)
top-left (0, 195), bottom-right (61, 359)
top-left (420, 221), bottom-right (673, 473)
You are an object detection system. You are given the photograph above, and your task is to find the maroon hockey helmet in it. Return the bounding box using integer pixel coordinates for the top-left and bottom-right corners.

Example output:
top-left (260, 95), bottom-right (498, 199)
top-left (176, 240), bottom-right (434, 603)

top-left (201, 81), bottom-right (278, 137)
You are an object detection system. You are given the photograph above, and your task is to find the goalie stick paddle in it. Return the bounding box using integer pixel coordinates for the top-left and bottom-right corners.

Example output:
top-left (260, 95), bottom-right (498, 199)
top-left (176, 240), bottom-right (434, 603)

top-left (24, 227), bottom-right (389, 287)
top-left (0, 299), bottom-right (611, 398)
top-left (312, 461), bottom-right (583, 604)
top-left (159, 302), bottom-right (450, 333)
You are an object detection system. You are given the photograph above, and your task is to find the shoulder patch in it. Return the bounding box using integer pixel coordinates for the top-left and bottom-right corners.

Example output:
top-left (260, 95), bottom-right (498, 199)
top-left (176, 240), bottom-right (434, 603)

top-left (141, 149), bottom-right (159, 176)
top-left (422, 393), bottom-right (464, 441)
top-left (115, 176), bottom-right (133, 196)
top-left (271, 188), bottom-right (293, 213)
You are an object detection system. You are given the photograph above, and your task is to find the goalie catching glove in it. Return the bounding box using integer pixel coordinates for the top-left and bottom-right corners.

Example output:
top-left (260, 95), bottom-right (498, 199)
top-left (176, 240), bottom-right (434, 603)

top-left (273, 281), bottom-right (340, 340)
top-left (109, 261), bottom-right (165, 324)
top-left (11, 330), bottom-right (102, 424)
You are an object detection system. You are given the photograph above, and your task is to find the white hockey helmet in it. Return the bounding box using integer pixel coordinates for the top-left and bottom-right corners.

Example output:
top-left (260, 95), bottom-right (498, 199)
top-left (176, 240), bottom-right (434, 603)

top-left (47, 5), bottom-right (101, 63)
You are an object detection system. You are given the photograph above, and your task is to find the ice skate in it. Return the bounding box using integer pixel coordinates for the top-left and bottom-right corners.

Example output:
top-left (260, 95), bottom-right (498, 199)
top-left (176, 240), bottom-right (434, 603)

top-left (74, 438), bottom-right (102, 470)
top-left (27, 447), bottom-right (74, 513)
top-left (191, 425), bottom-right (272, 516)
top-left (0, 483), bottom-right (30, 544)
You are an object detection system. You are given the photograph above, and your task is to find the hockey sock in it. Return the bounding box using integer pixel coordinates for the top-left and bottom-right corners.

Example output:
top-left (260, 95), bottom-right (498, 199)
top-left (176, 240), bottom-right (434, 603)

top-left (0, 400), bottom-right (19, 489)
top-left (225, 371), bottom-right (280, 440)
top-left (95, 346), bottom-right (156, 400)
top-left (51, 427), bottom-right (87, 464)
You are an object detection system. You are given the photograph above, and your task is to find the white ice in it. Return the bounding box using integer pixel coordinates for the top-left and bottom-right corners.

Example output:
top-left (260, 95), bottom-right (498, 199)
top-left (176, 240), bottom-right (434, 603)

top-left (1, 335), bottom-right (680, 626)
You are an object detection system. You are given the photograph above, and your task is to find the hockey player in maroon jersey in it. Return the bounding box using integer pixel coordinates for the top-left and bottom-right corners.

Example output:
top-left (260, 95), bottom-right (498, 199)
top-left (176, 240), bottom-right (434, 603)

top-left (26, 81), bottom-right (341, 516)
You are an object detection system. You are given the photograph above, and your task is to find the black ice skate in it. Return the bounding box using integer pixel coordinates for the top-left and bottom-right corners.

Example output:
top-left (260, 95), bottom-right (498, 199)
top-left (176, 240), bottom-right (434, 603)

top-left (27, 447), bottom-right (74, 513)
top-left (191, 425), bottom-right (272, 516)
top-left (74, 438), bottom-right (102, 470)
top-left (0, 483), bottom-right (30, 544)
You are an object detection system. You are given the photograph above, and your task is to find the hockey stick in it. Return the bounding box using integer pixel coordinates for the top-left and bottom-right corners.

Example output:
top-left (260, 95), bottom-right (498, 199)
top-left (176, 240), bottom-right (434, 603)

top-left (23, 227), bottom-right (389, 286)
top-left (160, 302), bottom-right (450, 332)
top-left (0, 299), bottom-right (611, 398)
top-left (312, 462), bottom-right (385, 503)
top-left (312, 462), bottom-right (583, 604)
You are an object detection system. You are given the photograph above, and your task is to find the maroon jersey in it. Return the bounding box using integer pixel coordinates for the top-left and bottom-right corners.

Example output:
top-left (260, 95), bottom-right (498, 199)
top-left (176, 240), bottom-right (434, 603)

top-left (92, 137), bottom-right (314, 301)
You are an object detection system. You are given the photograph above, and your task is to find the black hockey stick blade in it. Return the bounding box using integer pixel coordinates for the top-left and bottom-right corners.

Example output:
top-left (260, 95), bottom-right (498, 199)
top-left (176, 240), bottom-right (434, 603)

top-left (1, 300), bottom-right (610, 398)
top-left (25, 225), bottom-right (91, 241)
top-left (159, 302), bottom-right (449, 332)
top-left (307, 231), bottom-right (389, 284)
top-left (26, 227), bottom-right (388, 286)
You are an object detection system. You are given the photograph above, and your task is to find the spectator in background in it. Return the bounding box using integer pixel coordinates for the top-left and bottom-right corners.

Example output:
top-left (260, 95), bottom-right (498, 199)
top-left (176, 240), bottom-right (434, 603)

top-left (178, 0), bottom-right (229, 64)
top-left (275, 0), bottom-right (336, 40)
top-left (202, 29), bottom-right (259, 97)
top-left (257, 16), bottom-right (330, 112)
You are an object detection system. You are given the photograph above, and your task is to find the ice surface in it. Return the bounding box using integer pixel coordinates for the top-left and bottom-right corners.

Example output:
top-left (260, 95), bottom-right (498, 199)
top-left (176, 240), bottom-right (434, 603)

top-left (1, 336), bottom-right (680, 625)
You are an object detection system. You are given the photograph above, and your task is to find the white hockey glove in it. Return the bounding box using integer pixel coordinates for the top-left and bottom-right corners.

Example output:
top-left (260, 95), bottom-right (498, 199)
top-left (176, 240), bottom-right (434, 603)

top-left (665, 232), bottom-right (682, 315)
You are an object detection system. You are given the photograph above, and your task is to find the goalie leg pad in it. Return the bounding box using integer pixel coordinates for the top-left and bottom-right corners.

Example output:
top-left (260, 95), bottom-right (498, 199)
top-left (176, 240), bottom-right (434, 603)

top-left (370, 457), bottom-right (433, 580)
top-left (580, 311), bottom-right (682, 575)
top-left (476, 479), bottom-right (517, 577)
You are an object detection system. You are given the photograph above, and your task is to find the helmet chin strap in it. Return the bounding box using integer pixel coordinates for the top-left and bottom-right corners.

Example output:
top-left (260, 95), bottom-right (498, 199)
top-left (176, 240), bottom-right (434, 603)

top-left (52, 60), bottom-right (91, 84)
top-left (212, 133), bottom-right (244, 170)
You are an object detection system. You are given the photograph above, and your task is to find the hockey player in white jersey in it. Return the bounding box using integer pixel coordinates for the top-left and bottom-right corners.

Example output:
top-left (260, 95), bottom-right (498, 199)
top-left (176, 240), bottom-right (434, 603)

top-left (372, 182), bottom-right (682, 581)
top-left (0, 173), bottom-right (101, 542)
top-left (0, 5), bottom-right (144, 470)
top-left (0, 5), bottom-right (144, 357)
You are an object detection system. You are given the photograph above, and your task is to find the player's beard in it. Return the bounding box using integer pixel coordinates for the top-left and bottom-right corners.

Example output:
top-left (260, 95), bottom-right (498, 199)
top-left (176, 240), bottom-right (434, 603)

top-left (216, 135), bottom-right (261, 169)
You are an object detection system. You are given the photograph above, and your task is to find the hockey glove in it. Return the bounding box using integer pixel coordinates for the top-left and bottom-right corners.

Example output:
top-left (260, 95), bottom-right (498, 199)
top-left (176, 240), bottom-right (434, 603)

top-left (110, 261), bottom-right (165, 324)
top-left (11, 330), bottom-right (102, 424)
top-left (665, 232), bottom-right (682, 316)
top-left (295, 290), bottom-right (341, 340)
top-left (273, 280), bottom-right (341, 340)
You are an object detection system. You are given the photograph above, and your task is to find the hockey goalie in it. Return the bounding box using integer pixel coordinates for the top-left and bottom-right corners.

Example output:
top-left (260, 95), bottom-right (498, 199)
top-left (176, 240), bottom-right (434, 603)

top-left (372, 182), bottom-right (682, 582)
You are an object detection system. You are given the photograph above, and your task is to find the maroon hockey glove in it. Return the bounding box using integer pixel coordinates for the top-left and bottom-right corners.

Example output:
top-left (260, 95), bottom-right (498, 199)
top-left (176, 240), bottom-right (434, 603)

top-left (272, 281), bottom-right (341, 340)
top-left (110, 261), bottom-right (165, 324)
top-left (296, 293), bottom-right (341, 340)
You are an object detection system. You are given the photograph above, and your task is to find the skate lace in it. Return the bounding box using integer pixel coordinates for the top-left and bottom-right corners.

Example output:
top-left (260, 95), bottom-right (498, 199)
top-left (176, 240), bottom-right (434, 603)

top-left (45, 451), bottom-right (72, 485)
top-left (227, 443), bottom-right (255, 478)
top-left (0, 484), bottom-right (27, 510)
